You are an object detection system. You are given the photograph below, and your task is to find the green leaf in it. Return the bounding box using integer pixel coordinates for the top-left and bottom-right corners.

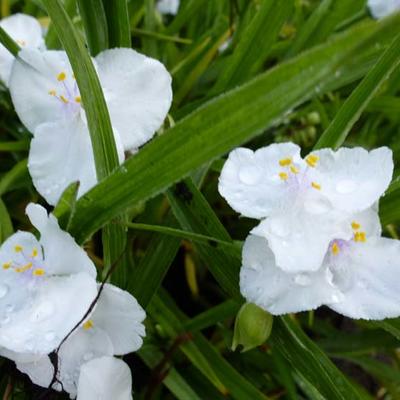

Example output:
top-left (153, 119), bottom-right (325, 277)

top-left (270, 317), bottom-right (370, 400)
top-left (53, 181), bottom-right (80, 231)
top-left (0, 25), bottom-right (19, 56)
top-left (77, 0), bottom-right (109, 55)
top-left (67, 16), bottom-right (400, 243)
top-left (213, 0), bottom-right (293, 93)
top-left (0, 159), bottom-right (29, 197)
top-left (0, 199), bottom-right (13, 243)
top-left (315, 31), bottom-right (400, 150)
top-left (102, 0), bottom-right (131, 48)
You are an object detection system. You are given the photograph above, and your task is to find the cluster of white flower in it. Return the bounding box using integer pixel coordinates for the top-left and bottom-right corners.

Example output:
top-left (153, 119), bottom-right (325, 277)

top-left (219, 143), bottom-right (400, 320)
top-left (0, 12), bottom-right (174, 400)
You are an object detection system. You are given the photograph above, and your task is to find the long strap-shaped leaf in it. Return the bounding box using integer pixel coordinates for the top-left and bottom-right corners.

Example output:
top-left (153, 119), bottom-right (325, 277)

top-left (66, 16), bottom-right (400, 244)
top-left (42, 0), bottom-right (120, 181)
top-left (315, 32), bottom-right (400, 149)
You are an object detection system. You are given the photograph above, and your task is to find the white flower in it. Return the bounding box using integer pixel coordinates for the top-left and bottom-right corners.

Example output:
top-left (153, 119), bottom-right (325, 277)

top-left (77, 356), bottom-right (133, 400)
top-left (14, 283), bottom-right (145, 397)
top-left (240, 207), bottom-right (400, 320)
top-left (0, 203), bottom-right (97, 354)
top-left (9, 47), bottom-right (173, 205)
top-left (219, 143), bottom-right (393, 272)
top-left (0, 14), bottom-right (45, 86)
top-left (157, 0), bottom-right (180, 15)
top-left (368, 0), bottom-right (400, 18)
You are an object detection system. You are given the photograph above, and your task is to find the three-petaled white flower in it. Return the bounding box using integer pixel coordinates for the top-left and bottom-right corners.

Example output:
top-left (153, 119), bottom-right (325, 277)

top-left (9, 47), bottom-right (172, 205)
top-left (157, 0), bottom-right (180, 15)
top-left (10, 282), bottom-right (145, 398)
top-left (219, 143), bottom-right (393, 273)
top-left (0, 13), bottom-right (45, 86)
top-left (367, 0), bottom-right (400, 19)
top-left (0, 203), bottom-right (97, 354)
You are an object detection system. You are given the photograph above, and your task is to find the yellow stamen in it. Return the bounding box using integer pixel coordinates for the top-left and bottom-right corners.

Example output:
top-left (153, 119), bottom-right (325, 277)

top-left (331, 242), bottom-right (340, 256)
top-left (351, 221), bottom-right (360, 230)
top-left (31, 248), bottom-right (38, 257)
top-left (311, 182), bottom-right (321, 190)
top-left (48, 89), bottom-right (56, 96)
top-left (32, 268), bottom-right (45, 276)
top-left (14, 245), bottom-right (23, 253)
top-left (279, 158), bottom-right (292, 167)
top-left (83, 320), bottom-right (94, 330)
top-left (354, 231), bottom-right (366, 243)
top-left (290, 165), bottom-right (299, 174)
top-left (60, 95), bottom-right (69, 104)
top-left (279, 172), bottom-right (288, 181)
top-left (75, 96), bottom-right (81, 103)
top-left (2, 262), bottom-right (11, 270)
top-left (305, 154), bottom-right (319, 168)
top-left (57, 71), bottom-right (66, 81)
top-left (16, 262), bottom-right (33, 273)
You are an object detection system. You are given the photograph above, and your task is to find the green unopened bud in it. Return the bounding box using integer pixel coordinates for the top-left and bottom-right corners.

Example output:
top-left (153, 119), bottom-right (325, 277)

top-left (232, 303), bottom-right (273, 352)
top-left (306, 111), bottom-right (321, 125)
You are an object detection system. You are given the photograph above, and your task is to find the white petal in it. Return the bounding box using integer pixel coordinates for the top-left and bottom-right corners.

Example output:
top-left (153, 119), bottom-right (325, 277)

top-left (240, 235), bottom-right (343, 315)
top-left (218, 144), bottom-right (302, 219)
top-left (28, 118), bottom-right (97, 206)
top-left (9, 49), bottom-right (74, 132)
top-left (77, 356), bottom-right (133, 400)
top-left (57, 327), bottom-right (114, 396)
top-left (26, 203), bottom-right (97, 278)
top-left (328, 237), bottom-right (400, 320)
top-left (0, 14), bottom-right (44, 85)
top-left (95, 48), bottom-right (172, 151)
top-left (93, 284), bottom-right (146, 355)
top-left (0, 272), bottom-right (97, 354)
top-left (16, 356), bottom-right (54, 388)
top-left (252, 193), bottom-right (352, 272)
top-left (368, 0), bottom-right (400, 18)
top-left (157, 0), bottom-right (180, 14)
top-left (312, 147), bottom-right (393, 213)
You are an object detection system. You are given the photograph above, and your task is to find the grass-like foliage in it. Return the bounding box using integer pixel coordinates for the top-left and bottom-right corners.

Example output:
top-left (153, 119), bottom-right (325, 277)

top-left (1, 0), bottom-right (400, 399)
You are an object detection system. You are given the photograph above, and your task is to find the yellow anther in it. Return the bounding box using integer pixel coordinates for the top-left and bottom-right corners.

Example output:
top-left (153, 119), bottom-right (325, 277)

top-left (331, 242), bottom-right (340, 256)
top-left (48, 89), bottom-right (56, 96)
top-left (290, 165), bottom-right (299, 174)
top-left (14, 245), bottom-right (23, 253)
top-left (311, 182), bottom-right (321, 190)
top-left (83, 320), bottom-right (94, 330)
top-left (351, 221), bottom-right (360, 230)
top-left (57, 71), bottom-right (66, 81)
top-left (60, 95), bottom-right (69, 104)
top-left (32, 268), bottom-right (45, 276)
top-left (279, 158), bottom-right (292, 167)
top-left (16, 262), bottom-right (33, 273)
top-left (2, 262), bottom-right (11, 270)
top-left (305, 154), bottom-right (319, 168)
top-left (75, 96), bottom-right (81, 103)
top-left (31, 248), bottom-right (38, 257)
top-left (354, 231), bottom-right (366, 243)
top-left (279, 172), bottom-right (289, 181)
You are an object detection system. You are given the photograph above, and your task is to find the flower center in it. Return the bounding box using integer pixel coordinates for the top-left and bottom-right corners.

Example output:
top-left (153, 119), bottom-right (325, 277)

top-left (329, 220), bottom-right (367, 257)
top-left (2, 245), bottom-right (45, 277)
top-left (48, 71), bottom-right (81, 115)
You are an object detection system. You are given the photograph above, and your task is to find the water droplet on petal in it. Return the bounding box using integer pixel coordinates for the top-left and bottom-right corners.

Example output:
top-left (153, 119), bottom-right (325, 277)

top-left (1, 315), bottom-right (10, 325)
top-left (238, 166), bottom-right (262, 185)
top-left (294, 274), bottom-right (312, 286)
top-left (0, 284), bottom-right (8, 299)
top-left (269, 218), bottom-right (289, 237)
top-left (5, 304), bottom-right (13, 313)
top-left (83, 352), bottom-right (94, 361)
top-left (336, 179), bottom-right (357, 194)
top-left (304, 197), bottom-right (331, 214)
top-left (30, 301), bottom-right (55, 322)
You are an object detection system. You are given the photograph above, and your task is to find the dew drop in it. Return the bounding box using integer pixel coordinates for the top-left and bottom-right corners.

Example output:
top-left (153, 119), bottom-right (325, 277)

top-left (83, 352), bottom-right (94, 361)
top-left (269, 218), bottom-right (289, 237)
top-left (336, 179), bottom-right (357, 194)
top-left (30, 301), bottom-right (55, 322)
top-left (5, 304), bottom-right (13, 313)
top-left (304, 197), bottom-right (331, 214)
top-left (238, 166), bottom-right (262, 185)
top-left (294, 274), bottom-right (312, 286)
top-left (1, 315), bottom-right (10, 325)
top-left (0, 284), bottom-right (8, 299)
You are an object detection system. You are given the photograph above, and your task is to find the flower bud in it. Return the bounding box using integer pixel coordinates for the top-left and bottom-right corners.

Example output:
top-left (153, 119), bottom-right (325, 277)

top-left (232, 303), bottom-right (273, 352)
